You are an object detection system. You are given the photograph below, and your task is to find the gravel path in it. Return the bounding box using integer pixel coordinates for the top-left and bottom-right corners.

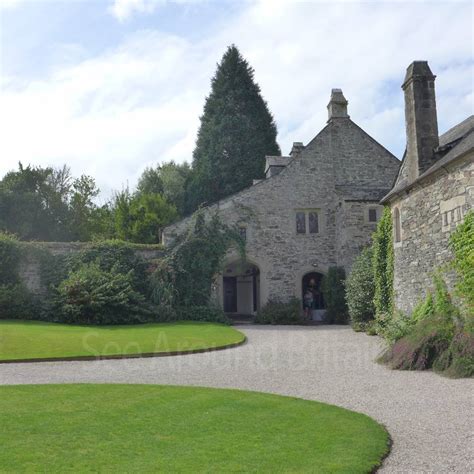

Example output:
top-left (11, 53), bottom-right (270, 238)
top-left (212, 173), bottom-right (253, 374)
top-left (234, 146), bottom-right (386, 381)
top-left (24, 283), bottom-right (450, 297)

top-left (1, 325), bottom-right (472, 473)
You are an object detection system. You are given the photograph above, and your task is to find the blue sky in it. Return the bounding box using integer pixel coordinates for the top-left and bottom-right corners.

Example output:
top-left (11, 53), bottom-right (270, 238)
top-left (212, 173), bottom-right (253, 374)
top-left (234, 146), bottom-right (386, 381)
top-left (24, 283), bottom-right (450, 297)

top-left (1, 0), bottom-right (473, 199)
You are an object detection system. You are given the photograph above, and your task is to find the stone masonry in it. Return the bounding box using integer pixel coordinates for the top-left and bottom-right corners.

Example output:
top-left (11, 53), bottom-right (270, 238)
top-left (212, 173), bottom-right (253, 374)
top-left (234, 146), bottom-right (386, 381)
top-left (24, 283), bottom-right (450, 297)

top-left (382, 61), bottom-right (474, 314)
top-left (164, 90), bottom-right (400, 314)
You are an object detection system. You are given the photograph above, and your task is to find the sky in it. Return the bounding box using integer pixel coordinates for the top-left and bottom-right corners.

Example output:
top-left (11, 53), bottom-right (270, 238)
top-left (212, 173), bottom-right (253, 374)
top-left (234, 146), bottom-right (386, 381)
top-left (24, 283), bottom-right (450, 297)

top-left (0, 0), bottom-right (473, 200)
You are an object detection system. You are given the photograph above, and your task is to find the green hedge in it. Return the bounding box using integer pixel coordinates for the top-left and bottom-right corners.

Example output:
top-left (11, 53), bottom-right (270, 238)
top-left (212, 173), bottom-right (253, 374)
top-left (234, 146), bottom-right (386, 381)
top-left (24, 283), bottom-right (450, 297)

top-left (255, 298), bottom-right (304, 325)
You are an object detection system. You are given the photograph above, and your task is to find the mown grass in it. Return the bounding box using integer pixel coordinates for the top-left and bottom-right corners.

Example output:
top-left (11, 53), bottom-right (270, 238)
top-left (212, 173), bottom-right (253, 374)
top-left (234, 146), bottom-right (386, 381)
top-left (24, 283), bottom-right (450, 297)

top-left (0, 384), bottom-right (390, 473)
top-left (0, 320), bottom-right (245, 361)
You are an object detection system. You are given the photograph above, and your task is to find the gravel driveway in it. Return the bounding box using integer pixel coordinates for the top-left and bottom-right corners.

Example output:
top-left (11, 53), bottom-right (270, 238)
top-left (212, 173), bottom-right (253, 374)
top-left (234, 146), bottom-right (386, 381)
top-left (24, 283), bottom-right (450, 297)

top-left (1, 325), bottom-right (472, 473)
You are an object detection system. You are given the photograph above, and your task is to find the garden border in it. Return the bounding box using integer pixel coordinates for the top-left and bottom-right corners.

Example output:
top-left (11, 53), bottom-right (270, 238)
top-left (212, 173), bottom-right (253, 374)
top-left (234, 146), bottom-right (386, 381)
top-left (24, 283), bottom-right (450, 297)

top-left (0, 336), bottom-right (247, 364)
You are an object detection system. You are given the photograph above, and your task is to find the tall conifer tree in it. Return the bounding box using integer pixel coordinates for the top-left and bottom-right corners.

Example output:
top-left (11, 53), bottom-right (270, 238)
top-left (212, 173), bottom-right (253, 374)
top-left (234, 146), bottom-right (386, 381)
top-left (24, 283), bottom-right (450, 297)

top-left (187, 45), bottom-right (280, 211)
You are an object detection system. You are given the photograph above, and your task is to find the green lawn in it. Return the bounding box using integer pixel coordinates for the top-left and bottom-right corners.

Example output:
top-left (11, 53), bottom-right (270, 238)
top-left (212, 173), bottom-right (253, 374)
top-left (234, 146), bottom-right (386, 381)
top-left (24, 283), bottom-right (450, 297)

top-left (0, 320), bottom-right (245, 361)
top-left (0, 384), bottom-right (389, 473)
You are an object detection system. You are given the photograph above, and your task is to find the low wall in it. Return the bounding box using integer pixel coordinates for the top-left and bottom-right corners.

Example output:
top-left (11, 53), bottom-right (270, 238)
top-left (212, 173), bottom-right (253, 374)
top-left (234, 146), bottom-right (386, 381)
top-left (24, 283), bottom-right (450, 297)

top-left (17, 242), bottom-right (165, 295)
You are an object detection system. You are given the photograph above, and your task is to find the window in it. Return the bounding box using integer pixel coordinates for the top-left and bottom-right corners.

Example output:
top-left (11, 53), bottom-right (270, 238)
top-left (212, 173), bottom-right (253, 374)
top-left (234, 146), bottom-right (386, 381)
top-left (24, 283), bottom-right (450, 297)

top-left (308, 212), bottom-right (319, 234)
top-left (296, 210), bottom-right (320, 234)
top-left (296, 212), bottom-right (306, 234)
top-left (238, 227), bottom-right (247, 242)
top-left (393, 207), bottom-right (401, 243)
top-left (368, 208), bottom-right (377, 223)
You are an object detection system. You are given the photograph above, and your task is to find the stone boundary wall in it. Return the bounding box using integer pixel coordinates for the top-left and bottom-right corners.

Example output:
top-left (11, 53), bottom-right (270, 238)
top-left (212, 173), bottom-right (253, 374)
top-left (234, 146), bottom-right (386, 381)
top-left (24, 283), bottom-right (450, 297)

top-left (18, 242), bottom-right (165, 294)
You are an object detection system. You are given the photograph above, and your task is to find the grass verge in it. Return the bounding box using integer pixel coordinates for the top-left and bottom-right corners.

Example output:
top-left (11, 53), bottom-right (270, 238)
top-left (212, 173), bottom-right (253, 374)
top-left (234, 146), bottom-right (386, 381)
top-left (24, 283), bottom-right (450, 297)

top-left (0, 320), bottom-right (245, 362)
top-left (0, 384), bottom-right (390, 473)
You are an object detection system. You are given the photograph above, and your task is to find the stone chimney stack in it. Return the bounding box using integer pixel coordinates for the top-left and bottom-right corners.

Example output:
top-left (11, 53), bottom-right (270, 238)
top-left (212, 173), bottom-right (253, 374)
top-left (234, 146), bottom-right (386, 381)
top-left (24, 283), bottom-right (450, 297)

top-left (290, 142), bottom-right (304, 158)
top-left (402, 61), bottom-right (439, 180)
top-left (327, 89), bottom-right (349, 121)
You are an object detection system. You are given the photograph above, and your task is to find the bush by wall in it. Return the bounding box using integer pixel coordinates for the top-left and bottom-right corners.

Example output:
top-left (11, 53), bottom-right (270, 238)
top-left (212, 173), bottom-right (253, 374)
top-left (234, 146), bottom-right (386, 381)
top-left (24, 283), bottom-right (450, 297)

top-left (255, 298), bottom-right (304, 325)
top-left (0, 233), bottom-right (36, 320)
top-left (379, 274), bottom-right (472, 378)
top-left (322, 266), bottom-right (348, 324)
top-left (373, 206), bottom-right (394, 321)
top-left (53, 262), bottom-right (154, 325)
top-left (346, 247), bottom-right (375, 330)
top-left (175, 306), bottom-right (229, 324)
top-left (0, 233), bottom-right (21, 285)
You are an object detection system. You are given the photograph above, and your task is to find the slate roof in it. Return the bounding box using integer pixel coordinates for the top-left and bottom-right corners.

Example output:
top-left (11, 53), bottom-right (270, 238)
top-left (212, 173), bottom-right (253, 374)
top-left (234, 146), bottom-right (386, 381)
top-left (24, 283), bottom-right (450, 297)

top-left (381, 115), bottom-right (474, 203)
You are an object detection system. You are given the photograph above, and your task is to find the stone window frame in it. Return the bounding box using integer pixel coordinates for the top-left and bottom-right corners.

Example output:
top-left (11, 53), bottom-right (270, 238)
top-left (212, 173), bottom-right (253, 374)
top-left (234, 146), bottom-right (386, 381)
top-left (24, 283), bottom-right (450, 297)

top-left (294, 209), bottom-right (322, 235)
top-left (363, 205), bottom-right (382, 224)
top-left (393, 206), bottom-right (402, 246)
top-left (368, 207), bottom-right (378, 223)
top-left (237, 225), bottom-right (248, 242)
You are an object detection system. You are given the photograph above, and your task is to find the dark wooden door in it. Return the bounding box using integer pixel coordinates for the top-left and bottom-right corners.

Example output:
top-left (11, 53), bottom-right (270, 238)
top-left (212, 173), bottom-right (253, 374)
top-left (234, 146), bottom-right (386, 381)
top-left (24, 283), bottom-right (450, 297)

top-left (223, 277), bottom-right (237, 313)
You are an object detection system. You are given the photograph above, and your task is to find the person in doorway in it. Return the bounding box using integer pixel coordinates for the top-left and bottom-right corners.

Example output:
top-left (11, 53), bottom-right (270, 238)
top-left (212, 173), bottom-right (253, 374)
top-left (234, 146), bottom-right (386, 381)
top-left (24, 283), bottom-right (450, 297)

top-left (303, 289), bottom-right (314, 321)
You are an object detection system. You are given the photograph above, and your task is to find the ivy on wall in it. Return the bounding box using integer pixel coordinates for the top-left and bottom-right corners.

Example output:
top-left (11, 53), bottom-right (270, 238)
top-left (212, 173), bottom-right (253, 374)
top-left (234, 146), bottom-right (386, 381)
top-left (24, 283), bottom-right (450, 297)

top-left (154, 211), bottom-right (245, 308)
top-left (449, 210), bottom-right (473, 317)
top-left (373, 206), bottom-right (394, 320)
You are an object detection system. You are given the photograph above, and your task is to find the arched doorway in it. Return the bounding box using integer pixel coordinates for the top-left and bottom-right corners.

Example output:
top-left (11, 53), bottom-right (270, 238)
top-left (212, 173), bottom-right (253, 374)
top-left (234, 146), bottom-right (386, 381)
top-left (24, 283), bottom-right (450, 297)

top-left (302, 272), bottom-right (325, 321)
top-left (222, 261), bottom-right (260, 315)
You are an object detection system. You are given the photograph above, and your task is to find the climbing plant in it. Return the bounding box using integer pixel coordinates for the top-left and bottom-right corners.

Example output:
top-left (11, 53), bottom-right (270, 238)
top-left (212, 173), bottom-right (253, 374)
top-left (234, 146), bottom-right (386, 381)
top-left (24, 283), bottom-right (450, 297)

top-left (153, 211), bottom-right (245, 308)
top-left (449, 210), bottom-right (474, 316)
top-left (373, 206), bottom-right (394, 320)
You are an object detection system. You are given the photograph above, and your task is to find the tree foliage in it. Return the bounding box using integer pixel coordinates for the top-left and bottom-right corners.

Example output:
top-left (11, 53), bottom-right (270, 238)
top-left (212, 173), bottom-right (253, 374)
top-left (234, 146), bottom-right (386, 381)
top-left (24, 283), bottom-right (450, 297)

top-left (0, 163), bottom-right (105, 241)
top-left (112, 191), bottom-right (177, 244)
top-left (187, 45), bottom-right (280, 212)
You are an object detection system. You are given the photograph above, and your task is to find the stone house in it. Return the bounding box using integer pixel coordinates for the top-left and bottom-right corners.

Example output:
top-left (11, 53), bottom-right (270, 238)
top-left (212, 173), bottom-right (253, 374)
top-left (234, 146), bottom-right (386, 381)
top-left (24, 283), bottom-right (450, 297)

top-left (381, 61), bottom-right (474, 314)
top-left (163, 90), bottom-right (400, 318)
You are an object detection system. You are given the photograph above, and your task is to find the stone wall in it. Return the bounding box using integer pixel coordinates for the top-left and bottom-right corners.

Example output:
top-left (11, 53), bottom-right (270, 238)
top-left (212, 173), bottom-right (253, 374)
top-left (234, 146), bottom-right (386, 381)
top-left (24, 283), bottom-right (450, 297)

top-left (390, 154), bottom-right (473, 314)
top-left (17, 242), bottom-right (164, 295)
top-left (164, 115), bottom-right (399, 311)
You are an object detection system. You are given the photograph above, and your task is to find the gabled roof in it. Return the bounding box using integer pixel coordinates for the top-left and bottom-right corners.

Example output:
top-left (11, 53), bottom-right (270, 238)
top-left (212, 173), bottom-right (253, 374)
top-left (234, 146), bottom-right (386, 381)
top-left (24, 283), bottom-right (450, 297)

top-left (382, 115), bottom-right (474, 203)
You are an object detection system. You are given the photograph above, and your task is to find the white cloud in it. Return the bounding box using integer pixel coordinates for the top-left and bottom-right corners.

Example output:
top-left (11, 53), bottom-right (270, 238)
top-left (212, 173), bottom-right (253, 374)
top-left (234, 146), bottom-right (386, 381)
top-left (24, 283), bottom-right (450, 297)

top-left (0, 0), bottom-right (23, 9)
top-left (1, 1), bottom-right (472, 199)
top-left (109, 0), bottom-right (164, 22)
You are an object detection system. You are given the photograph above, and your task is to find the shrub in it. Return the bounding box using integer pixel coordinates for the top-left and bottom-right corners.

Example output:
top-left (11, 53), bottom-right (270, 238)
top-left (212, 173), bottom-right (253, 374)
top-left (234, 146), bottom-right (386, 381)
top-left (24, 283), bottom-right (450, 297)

top-left (379, 315), bottom-right (456, 371)
top-left (0, 283), bottom-right (35, 320)
top-left (255, 298), bottom-right (304, 325)
top-left (54, 262), bottom-right (154, 325)
top-left (449, 210), bottom-right (474, 314)
top-left (379, 274), bottom-right (472, 378)
top-left (0, 233), bottom-right (37, 320)
top-left (0, 233), bottom-right (21, 285)
top-left (373, 206), bottom-right (394, 318)
top-left (70, 240), bottom-right (150, 295)
top-left (346, 247), bottom-right (375, 327)
top-left (175, 306), bottom-right (229, 324)
top-left (376, 310), bottom-right (415, 345)
top-left (322, 267), bottom-right (348, 324)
